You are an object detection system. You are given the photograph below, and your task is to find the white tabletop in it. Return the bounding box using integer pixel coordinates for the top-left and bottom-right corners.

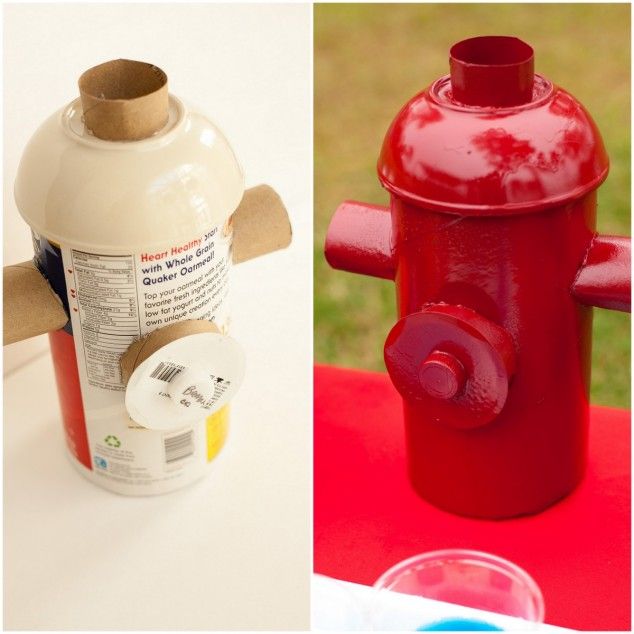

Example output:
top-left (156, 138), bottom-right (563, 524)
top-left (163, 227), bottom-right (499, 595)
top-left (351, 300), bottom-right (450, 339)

top-left (312, 575), bottom-right (573, 632)
top-left (4, 4), bottom-right (311, 630)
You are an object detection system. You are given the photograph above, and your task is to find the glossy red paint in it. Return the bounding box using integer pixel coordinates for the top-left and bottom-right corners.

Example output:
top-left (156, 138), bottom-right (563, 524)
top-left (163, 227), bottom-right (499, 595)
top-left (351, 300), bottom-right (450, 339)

top-left (450, 36), bottom-right (535, 107)
top-left (324, 201), bottom-right (395, 280)
top-left (573, 235), bottom-right (631, 312)
top-left (384, 304), bottom-right (516, 430)
top-left (377, 73), bottom-right (609, 214)
top-left (324, 36), bottom-right (631, 518)
top-left (418, 350), bottom-right (466, 401)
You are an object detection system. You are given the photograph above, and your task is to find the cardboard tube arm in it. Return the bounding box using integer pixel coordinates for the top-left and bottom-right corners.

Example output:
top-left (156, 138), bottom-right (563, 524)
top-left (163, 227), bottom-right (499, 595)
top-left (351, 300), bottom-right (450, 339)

top-left (4, 181), bottom-right (291, 345)
top-left (231, 185), bottom-right (292, 264)
top-left (4, 180), bottom-right (290, 344)
top-left (572, 235), bottom-right (631, 312)
top-left (3, 261), bottom-right (69, 345)
top-left (324, 200), bottom-right (396, 280)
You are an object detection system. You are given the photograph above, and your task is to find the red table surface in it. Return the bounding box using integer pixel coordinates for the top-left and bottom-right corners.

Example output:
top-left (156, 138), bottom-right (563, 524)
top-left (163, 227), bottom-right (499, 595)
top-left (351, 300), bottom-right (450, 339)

top-left (314, 365), bottom-right (631, 631)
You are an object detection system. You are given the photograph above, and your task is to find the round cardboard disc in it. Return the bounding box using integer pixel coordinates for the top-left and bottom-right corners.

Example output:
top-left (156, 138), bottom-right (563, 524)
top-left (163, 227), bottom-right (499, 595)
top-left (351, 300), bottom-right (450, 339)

top-left (125, 332), bottom-right (245, 430)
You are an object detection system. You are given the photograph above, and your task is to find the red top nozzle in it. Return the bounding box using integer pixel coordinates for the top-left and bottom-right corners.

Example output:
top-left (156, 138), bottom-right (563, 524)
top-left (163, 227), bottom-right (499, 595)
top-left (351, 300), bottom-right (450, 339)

top-left (450, 36), bottom-right (534, 107)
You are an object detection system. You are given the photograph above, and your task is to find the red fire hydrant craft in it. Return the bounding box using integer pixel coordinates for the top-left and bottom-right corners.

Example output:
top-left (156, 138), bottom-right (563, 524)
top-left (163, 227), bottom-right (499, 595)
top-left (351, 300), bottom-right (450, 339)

top-left (325, 36), bottom-right (631, 519)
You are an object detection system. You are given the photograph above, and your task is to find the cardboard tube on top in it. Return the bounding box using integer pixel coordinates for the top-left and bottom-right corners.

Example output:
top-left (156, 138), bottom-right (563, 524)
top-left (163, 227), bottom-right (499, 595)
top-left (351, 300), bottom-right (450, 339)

top-left (79, 59), bottom-right (169, 141)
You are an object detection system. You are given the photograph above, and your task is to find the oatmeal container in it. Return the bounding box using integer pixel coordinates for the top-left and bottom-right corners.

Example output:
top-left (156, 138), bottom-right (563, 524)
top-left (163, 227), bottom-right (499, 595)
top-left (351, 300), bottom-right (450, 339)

top-left (6, 59), bottom-right (291, 495)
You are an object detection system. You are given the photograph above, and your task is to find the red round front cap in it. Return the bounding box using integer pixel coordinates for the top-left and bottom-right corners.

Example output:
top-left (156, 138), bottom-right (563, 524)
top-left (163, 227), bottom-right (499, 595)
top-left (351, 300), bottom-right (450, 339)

top-left (384, 304), bottom-right (516, 429)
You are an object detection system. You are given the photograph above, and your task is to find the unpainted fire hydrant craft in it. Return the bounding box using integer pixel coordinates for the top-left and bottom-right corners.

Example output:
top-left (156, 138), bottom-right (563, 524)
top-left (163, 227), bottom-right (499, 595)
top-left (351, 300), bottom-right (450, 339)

top-left (4, 59), bottom-right (292, 496)
top-left (326, 36), bottom-right (631, 519)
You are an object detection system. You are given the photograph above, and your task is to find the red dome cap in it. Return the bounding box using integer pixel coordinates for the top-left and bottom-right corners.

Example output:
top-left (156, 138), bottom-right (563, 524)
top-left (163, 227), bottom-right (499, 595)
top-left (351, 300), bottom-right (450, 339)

top-left (378, 36), bottom-right (609, 215)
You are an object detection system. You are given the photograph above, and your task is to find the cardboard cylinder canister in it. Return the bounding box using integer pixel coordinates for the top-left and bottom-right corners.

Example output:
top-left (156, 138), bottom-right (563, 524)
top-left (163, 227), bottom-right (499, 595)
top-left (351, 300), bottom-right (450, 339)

top-left (15, 60), bottom-right (245, 495)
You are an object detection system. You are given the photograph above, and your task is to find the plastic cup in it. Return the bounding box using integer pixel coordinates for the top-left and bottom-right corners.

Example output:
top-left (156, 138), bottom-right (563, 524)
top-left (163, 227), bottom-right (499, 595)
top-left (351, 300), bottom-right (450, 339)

top-left (371, 550), bottom-right (544, 631)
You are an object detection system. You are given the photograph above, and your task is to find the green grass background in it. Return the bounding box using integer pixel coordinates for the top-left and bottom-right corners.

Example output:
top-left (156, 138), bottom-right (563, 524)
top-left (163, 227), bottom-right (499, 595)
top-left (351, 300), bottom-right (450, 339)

top-left (314, 3), bottom-right (631, 408)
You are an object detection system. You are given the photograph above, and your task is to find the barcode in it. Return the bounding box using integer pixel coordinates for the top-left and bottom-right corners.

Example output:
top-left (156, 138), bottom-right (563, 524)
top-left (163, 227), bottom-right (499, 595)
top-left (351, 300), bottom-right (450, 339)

top-left (164, 430), bottom-right (194, 464)
top-left (150, 361), bottom-right (185, 383)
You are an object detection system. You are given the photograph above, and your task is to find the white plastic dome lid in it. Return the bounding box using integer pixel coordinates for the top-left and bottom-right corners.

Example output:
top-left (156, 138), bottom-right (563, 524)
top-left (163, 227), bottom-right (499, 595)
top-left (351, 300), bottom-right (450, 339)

top-left (14, 93), bottom-right (244, 253)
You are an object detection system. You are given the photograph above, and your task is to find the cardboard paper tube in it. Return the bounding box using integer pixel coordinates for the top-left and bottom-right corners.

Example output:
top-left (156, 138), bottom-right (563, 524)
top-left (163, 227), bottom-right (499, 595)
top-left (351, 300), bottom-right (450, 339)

top-left (3, 262), bottom-right (68, 345)
top-left (120, 319), bottom-right (220, 384)
top-left (79, 59), bottom-right (169, 141)
top-left (232, 185), bottom-right (292, 264)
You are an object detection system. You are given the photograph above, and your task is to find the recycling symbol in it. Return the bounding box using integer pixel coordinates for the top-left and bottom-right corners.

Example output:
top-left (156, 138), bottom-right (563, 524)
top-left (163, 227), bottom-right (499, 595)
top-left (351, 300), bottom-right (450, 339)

top-left (104, 435), bottom-right (121, 448)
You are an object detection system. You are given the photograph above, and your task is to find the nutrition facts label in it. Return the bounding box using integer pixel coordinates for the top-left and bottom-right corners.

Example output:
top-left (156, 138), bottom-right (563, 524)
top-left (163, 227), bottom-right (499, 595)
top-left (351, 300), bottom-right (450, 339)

top-left (63, 230), bottom-right (231, 396)
top-left (70, 251), bottom-right (141, 390)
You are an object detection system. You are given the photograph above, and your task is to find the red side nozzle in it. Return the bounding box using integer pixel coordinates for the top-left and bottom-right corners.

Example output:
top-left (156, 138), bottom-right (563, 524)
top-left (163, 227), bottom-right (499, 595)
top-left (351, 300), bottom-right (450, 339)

top-left (449, 36), bottom-right (534, 107)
